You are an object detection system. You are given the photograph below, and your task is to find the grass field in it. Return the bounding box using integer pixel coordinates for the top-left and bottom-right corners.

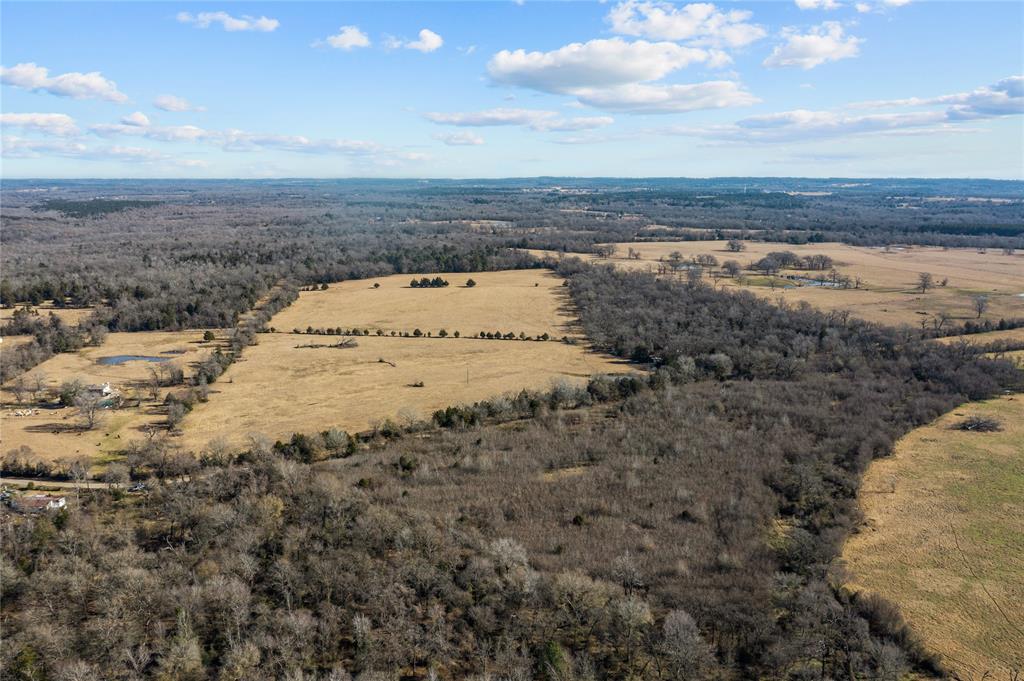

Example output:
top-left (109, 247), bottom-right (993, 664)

top-left (1, 331), bottom-right (217, 466)
top-left (842, 395), bottom-right (1024, 679)
top-left (531, 242), bottom-right (1024, 328)
top-left (180, 333), bottom-right (627, 450)
top-left (271, 269), bottom-right (580, 339)
top-left (0, 304), bottom-right (94, 327)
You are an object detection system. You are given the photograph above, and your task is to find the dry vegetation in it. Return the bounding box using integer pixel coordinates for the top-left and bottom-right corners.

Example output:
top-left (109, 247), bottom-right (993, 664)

top-left (181, 333), bottom-right (626, 450)
top-left (1, 331), bottom-right (217, 468)
top-left (271, 269), bottom-right (580, 339)
top-left (533, 241), bottom-right (1024, 328)
top-left (843, 395), bottom-right (1024, 678)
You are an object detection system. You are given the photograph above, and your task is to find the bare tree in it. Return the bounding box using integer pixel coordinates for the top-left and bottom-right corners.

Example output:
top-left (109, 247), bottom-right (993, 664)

top-left (972, 294), bottom-right (990, 318)
top-left (12, 376), bottom-right (27, 403)
top-left (917, 271), bottom-right (934, 293)
top-left (75, 392), bottom-right (104, 430)
top-left (29, 371), bottom-right (47, 402)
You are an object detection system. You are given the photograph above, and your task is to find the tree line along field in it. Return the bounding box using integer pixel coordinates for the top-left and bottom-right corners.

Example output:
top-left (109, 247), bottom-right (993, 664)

top-left (842, 394), bottom-right (1024, 678)
top-left (533, 240), bottom-right (1024, 329)
top-left (180, 268), bottom-right (627, 451)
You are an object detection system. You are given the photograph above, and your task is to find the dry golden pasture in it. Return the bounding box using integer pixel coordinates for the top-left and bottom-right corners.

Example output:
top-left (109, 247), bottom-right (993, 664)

top-left (180, 334), bottom-right (626, 450)
top-left (843, 395), bottom-right (1024, 678)
top-left (271, 269), bottom-right (579, 339)
top-left (532, 242), bottom-right (1024, 328)
top-left (181, 268), bottom-right (625, 449)
top-left (0, 304), bottom-right (94, 327)
top-left (1, 331), bottom-right (216, 466)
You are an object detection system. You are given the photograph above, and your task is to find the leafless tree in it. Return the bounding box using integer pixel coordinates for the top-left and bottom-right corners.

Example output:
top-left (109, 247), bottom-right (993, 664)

top-left (74, 391), bottom-right (104, 430)
top-left (972, 294), bottom-right (990, 318)
top-left (917, 271), bottom-right (934, 293)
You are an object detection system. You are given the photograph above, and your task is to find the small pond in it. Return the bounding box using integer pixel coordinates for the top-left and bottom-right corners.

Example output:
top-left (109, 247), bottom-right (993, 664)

top-left (97, 355), bottom-right (171, 366)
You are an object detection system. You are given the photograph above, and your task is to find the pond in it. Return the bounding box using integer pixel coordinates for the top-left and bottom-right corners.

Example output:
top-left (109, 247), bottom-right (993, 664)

top-left (97, 355), bottom-right (171, 366)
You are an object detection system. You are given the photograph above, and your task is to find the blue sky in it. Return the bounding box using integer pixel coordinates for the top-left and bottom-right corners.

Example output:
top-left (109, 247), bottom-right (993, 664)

top-left (1, 1), bottom-right (1021, 178)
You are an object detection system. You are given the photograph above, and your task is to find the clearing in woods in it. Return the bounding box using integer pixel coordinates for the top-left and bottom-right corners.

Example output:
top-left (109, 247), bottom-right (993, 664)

top-left (531, 241), bottom-right (1024, 328)
top-left (180, 269), bottom-right (627, 450)
top-left (1, 331), bottom-right (218, 467)
top-left (842, 395), bottom-right (1024, 678)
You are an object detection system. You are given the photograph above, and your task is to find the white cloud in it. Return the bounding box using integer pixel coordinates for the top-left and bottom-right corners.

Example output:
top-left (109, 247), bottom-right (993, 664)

top-left (154, 94), bottom-right (205, 112)
top-left (1, 135), bottom-right (204, 167)
top-left (320, 25), bottom-right (371, 51)
top-left (572, 81), bottom-right (759, 113)
top-left (855, 2), bottom-right (873, 11)
top-left (424, 108), bottom-right (614, 132)
top-left (763, 22), bottom-right (862, 69)
top-left (407, 29), bottom-right (444, 53)
top-left (795, 0), bottom-right (842, 9)
top-left (0, 62), bottom-right (128, 102)
top-left (851, 76), bottom-right (1024, 118)
top-left (176, 11), bottom-right (279, 32)
top-left (0, 112), bottom-right (79, 136)
top-left (121, 111), bottom-right (150, 127)
top-left (487, 38), bottom-right (754, 114)
top-left (606, 1), bottom-right (766, 48)
top-left (666, 76), bottom-right (1023, 143)
top-left (433, 131), bottom-right (485, 146)
top-left (489, 38), bottom-right (711, 93)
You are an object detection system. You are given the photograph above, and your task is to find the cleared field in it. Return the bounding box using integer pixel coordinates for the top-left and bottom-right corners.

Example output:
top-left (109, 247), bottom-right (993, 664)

top-left (531, 242), bottom-right (1024, 328)
top-left (932, 327), bottom-right (1024, 346)
top-left (843, 395), bottom-right (1024, 678)
top-left (1, 331), bottom-right (216, 466)
top-left (180, 333), bottom-right (627, 450)
top-left (0, 304), bottom-right (94, 327)
top-left (271, 269), bottom-right (579, 339)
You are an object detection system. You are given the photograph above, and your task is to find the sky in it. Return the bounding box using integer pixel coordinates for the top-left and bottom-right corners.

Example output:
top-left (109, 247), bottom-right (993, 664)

top-left (1, 0), bottom-right (1022, 179)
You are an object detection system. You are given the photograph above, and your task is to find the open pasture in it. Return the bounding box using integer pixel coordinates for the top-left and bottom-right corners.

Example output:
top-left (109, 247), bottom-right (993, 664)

top-left (534, 242), bottom-right (1024, 327)
top-left (1, 331), bottom-right (217, 466)
top-left (271, 268), bottom-right (579, 339)
top-left (842, 395), bottom-right (1024, 678)
top-left (180, 333), bottom-right (627, 450)
top-left (0, 303), bottom-right (94, 327)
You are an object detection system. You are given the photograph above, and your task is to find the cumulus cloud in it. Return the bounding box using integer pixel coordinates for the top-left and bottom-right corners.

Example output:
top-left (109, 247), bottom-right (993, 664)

top-left (121, 111), bottom-right (151, 127)
top-left (407, 29), bottom-right (444, 53)
top-left (606, 1), bottom-right (766, 48)
top-left (763, 22), bottom-right (861, 69)
top-left (423, 107), bottom-right (614, 132)
top-left (795, 0), bottom-right (842, 9)
top-left (0, 112), bottom-right (79, 136)
top-left (489, 38), bottom-right (712, 93)
top-left (319, 26), bottom-right (371, 51)
top-left (487, 38), bottom-right (755, 113)
top-left (433, 131), bottom-right (485, 146)
top-left (386, 29), bottom-right (444, 53)
top-left (0, 62), bottom-right (128, 102)
top-left (176, 11), bottom-right (279, 32)
top-left (154, 94), bottom-right (205, 112)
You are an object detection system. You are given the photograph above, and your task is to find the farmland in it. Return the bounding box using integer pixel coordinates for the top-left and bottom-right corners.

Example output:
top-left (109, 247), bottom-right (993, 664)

top-left (843, 395), bottom-right (1024, 678)
top-left (534, 241), bottom-right (1024, 328)
top-left (181, 268), bottom-right (626, 449)
top-left (0, 330), bottom-right (217, 468)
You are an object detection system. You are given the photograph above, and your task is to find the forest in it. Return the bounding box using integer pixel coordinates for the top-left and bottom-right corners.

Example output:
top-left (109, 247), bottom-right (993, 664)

top-left (1, 179), bottom-right (1023, 680)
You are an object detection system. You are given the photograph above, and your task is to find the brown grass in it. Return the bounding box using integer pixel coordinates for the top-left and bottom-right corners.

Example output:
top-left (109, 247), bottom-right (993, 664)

top-left (271, 269), bottom-right (580, 339)
top-left (842, 395), bottom-right (1024, 678)
top-left (1, 331), bottom-right (217, 467)
top-left (530, 242), bottom-right (1024, 328)
top-left (0, 304), bottom-right (94, 326)
top-left (180, 333), bottom-right (627, 450)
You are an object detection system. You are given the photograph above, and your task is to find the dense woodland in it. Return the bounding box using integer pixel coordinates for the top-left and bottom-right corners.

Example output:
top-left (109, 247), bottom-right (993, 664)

top-left (1, 180), bottom-right (1023, 680)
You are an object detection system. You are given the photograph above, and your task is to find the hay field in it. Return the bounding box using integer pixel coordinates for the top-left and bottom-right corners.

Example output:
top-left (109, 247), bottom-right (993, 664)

top-left (1, 331), bottom-right (216, 466)
top-left (531, 242), bottom-right (1024, 327)
top-left (180, 334), bottom-right (627, 450)
top-left (271, 269), bottom-right (579, 339)
top-left (843, 395), bottom-right (1024, 678)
